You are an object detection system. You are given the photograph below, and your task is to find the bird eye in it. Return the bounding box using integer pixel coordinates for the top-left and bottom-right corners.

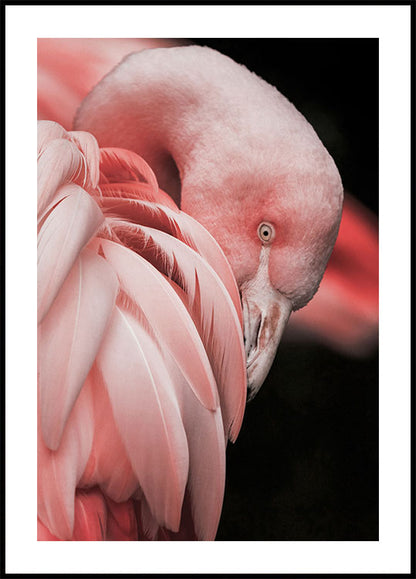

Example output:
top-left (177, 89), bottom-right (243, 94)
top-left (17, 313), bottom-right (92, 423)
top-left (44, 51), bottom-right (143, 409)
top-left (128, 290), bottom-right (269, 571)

top-left (258, 222), bottom-right (275, 243)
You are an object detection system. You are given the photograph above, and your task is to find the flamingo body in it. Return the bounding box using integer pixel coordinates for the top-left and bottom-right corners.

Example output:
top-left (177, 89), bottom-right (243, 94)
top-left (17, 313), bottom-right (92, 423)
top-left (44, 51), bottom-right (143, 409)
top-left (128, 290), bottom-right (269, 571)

top-left (37, 121), bottom-right (246, 540)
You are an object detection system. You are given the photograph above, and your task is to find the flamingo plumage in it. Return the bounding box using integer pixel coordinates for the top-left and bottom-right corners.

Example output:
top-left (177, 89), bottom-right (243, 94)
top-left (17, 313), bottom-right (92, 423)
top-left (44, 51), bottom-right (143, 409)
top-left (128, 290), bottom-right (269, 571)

top-left (38, 44), bottom-right (344, 541)
top-left (38, 120), bottom-right (246, 540)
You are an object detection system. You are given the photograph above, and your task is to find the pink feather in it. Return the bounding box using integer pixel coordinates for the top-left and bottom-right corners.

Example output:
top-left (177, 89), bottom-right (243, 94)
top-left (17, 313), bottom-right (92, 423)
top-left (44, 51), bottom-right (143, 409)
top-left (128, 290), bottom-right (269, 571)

top-left (98, 194), bottom-right (242, 323)
top-left (37, 382), bottom-right (94, 539)
top-left (79, 366), bottom-right (140, 504)
top-left (37, 139), bottom-right (86, 218)
top-left (99, 238), bottom-right (219, 411)
top-left (99, 181), bottom-right (178, 211)
top-left (37, 186), bottom-right (104, 322)
top-left (71, 489), bottom-right (108, 541)
top-left (67, 130), bottom-right (101, 190)
top-left (100, 148), bottom-right (160, 198)
top-left (104, 497), bottom-right (139, 540)
top-left (96, 301), bottom-right (189, 531)
top-left (37, 120), bottom-right (68, 157)
top-left (165, 358), bottom-right (226, 540)
top-left (38, 248), bottom-right (118, 449)
top-left (109, 221), bottom-right (246, 440)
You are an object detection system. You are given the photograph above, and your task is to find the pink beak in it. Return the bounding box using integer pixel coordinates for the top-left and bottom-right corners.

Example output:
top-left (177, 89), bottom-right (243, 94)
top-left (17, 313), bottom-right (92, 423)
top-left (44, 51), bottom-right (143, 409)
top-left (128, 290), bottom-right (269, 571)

top-left (242, 285), bottom-right (292, 400)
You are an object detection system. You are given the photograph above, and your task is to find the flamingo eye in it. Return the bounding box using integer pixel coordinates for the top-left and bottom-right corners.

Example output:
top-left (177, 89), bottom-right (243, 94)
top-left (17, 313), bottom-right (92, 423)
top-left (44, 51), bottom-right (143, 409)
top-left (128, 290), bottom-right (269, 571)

top-left (258, 222), bottom-right (275, 243)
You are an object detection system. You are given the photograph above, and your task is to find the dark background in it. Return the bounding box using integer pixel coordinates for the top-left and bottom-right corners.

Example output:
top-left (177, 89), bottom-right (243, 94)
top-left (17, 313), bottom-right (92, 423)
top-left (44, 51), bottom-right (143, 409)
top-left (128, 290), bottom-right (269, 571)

top-left (190, 39), bottom-right (379, 540)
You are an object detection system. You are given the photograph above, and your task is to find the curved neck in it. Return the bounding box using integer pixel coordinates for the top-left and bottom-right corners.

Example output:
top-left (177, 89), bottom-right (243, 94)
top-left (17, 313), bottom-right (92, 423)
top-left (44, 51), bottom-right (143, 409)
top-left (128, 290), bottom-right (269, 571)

top-left (74, 46), bottom-right (279, 208)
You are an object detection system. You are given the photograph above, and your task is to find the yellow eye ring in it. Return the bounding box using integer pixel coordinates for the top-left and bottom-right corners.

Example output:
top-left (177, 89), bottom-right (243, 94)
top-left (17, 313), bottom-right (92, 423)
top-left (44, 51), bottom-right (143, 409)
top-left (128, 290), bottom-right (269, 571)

top-left (258, 222), bottom-right (275, 243)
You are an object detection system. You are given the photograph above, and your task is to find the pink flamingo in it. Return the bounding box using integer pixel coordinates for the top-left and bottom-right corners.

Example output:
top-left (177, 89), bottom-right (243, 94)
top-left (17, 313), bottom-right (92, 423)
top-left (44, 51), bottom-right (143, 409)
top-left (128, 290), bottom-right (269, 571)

top-left (38, 45), bottom-right (343, 540)
top-left (37, 38), bottom-right (379, 357)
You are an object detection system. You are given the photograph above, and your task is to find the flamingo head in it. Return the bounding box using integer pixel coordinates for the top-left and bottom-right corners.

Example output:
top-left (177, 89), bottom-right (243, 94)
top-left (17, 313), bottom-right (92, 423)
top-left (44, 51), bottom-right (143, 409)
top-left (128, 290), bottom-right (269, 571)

top-left (181, 122), bottom-right (343, 399)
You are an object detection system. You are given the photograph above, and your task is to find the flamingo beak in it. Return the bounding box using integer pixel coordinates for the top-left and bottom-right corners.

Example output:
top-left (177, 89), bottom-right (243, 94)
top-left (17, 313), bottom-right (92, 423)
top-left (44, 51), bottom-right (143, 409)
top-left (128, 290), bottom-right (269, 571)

top-left (242, 285), bottom-right (292, 400)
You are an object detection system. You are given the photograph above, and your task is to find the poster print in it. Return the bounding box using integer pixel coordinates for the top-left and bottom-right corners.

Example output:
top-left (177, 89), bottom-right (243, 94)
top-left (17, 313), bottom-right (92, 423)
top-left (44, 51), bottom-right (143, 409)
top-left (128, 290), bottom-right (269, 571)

top-left (5, 4), bottom-right (411, 576)
top-left (36, 35), bottom-right (378, 542)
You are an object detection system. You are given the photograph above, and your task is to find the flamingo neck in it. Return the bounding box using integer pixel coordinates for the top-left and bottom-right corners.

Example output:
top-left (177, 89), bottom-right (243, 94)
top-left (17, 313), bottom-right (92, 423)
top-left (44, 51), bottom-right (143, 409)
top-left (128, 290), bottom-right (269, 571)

top-left (73, 46), bottom-right (282, 209)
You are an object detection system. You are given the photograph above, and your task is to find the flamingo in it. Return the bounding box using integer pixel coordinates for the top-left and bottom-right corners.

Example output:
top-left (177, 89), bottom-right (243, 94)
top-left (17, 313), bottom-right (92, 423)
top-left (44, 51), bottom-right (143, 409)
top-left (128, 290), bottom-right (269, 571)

top-left (37, 37), bottom-right (379, 357)
top-left (38, 45), bottom-right (344, 540)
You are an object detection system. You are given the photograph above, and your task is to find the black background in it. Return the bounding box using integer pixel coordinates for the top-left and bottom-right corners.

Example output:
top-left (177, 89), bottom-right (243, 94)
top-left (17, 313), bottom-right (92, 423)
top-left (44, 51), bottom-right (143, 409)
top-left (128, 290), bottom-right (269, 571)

top-left (190, 38), bottom-right (379, 540)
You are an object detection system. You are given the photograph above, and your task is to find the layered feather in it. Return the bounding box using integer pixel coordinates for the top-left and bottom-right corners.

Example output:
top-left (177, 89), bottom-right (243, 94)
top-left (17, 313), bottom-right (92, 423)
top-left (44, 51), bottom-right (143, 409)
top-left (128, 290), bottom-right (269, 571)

top-left (39, 248), bottom-right (118, 449)
top-left (108, 221), bottom-right (246, 440)
top-left (97, 194), bottom-right (242, 324)
top-left (37, 382), bottom-right (94, 539)
top-left (99, 239), bottom-right (219, 411)
top-left (100, 148), bottom-right (159, 198)
top-left (37, 120), bottom-right (68, 157)
top-left (96, 300), bottom-right (189, 531)
top-left (38, 138), bottom-right (86, 218)
top-left (37, 121), bottom-right (101, 221)
top-left (164, 358), bottom-right (226, 540)
top-left (37, 185), bottom-right (104, 322)
top-left (37, 121), bottom-right (246, 541)
top-left (79, 366), bottom-right (140, 504)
